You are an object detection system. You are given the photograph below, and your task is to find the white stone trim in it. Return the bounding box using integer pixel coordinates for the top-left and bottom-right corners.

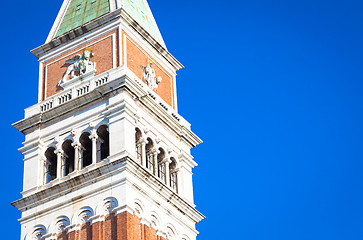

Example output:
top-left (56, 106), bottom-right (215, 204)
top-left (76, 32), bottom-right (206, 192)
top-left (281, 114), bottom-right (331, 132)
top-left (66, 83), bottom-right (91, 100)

top-left (123, 33), bottom-right (127, 67)
top-left (118, 25), bottom-right (123, 66)
top-left (173, 75), bottom-right (178, 111)
top-left (38, 61), bottom-right (44, 103)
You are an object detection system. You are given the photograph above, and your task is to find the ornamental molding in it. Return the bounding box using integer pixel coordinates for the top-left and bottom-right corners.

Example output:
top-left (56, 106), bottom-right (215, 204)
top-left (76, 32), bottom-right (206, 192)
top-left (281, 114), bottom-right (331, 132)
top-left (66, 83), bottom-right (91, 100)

top-left (133, 200), bottom-right (144, 218)
top-left (150, 212), bottom-right (161, 230)
top-left (29, 225), bottom-right (46, 240)
top-left (54, 216), bottom-right (70, 234)
top-left (78, 207), bottom-right (94, 225)
top-left (102, 197), bottom-right (118, 215)
top-left (166, 225), bottom-right (177, 240)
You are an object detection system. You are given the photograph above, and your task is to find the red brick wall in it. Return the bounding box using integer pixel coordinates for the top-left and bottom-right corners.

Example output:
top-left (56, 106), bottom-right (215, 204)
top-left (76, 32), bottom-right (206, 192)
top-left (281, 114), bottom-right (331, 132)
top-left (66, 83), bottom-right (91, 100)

top-left (55, 212), bottom-right (167, 240)
top-left (43, 30), bottom-right (119, 101)
top-left (124, 33), bottom-right (175, 109)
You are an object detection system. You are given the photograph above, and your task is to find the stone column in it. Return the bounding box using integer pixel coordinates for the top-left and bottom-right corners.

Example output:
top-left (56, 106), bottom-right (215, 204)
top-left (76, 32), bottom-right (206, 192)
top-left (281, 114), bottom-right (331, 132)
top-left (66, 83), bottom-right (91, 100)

top-left (97, 138), bottom-right (104, 162)
top-left (175, 168), bottom-right (181, 194)
top-left (90, 134), bottom-right (98, 165)
top-left (55, 149), bottom-right (64, 179)
top-left (141, 140), bottom-right (147, 169)
top-left (164, 159), bottom-right (171, 187)
top-left (62, 154), bottom-right (67, 177)
top-left (41, 157), bottom-right (47, 185)
top-left (153, 150), bottom-right (159, 176)
top-left (80, 148), bottom-right (84, 169)
top-left (72, 143), bottom-right (81, 171)
top-left (136, 143), bottom-right (141, 164)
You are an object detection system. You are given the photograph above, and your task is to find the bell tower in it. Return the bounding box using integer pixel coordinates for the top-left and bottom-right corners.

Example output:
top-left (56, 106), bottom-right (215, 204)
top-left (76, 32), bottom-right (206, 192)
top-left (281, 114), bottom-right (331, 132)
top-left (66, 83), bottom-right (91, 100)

top-left (12, 1), bottom-right (204, 240)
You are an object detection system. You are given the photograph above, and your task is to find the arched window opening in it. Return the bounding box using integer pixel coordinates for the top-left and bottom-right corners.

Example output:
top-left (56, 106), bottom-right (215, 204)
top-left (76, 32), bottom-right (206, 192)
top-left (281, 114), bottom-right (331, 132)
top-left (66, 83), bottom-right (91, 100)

top-left (145, 138), bottom-right (154, 172)
top-left (62, 140), bottom-right (75, 176)
top-left (158, 148), bottom-right (166, 183)
top-left (135, 128), bottom-right (142, 164)
top-left (80, 132), bottom-right (92, 168)
top-left (170, 158), bottom-right (178, 192)
top-left (45, 147), bottom-right (57, 182)
top-left (97, 125), bottom-right (109, 161)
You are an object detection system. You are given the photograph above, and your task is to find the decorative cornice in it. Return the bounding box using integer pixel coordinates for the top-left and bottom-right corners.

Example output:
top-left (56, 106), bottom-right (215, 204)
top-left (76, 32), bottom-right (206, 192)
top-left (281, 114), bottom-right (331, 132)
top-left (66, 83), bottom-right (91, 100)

top-left (11, 157), bottom-right (128, 213)
top-left (12, 156), bottom-right (204, 225)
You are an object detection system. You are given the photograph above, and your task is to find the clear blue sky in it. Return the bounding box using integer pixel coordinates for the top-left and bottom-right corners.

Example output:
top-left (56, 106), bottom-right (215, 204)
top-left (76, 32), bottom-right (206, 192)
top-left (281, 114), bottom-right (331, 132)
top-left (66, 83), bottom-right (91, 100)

top-left (1, 0), bottom-right (363, 239)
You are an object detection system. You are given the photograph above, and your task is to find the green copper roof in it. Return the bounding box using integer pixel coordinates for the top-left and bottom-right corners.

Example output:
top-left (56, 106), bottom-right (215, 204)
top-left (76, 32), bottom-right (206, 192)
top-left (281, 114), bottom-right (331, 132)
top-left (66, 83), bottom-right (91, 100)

top-left (56, 0), bottom-right (110, 37)
top-left (123, 0), bottom-right (163, 43)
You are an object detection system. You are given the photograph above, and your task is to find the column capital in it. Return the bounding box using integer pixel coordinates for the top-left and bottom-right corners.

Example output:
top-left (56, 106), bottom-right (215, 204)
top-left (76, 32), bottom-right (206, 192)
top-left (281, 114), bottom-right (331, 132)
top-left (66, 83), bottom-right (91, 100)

top-left (54, 149), bottom-right (64, 155)
top-left (151, 148), bottom-right (160, 155)
top-left (89, 134), bottom-right (98, 141)
top-left (54, 136), bottom-right (61, 144)
top-left (139, 137), bottom-right (148, 145)
top-left (71, 142), bottom-right (82, 150)
top-left (171, 167), bottom-right (180, 173)
top-left (161, 157), bottom-right (171, 164)
top-left (71, 129), bottom-right (78, 137)
top-left (89, 122), bottom-right (96, 129)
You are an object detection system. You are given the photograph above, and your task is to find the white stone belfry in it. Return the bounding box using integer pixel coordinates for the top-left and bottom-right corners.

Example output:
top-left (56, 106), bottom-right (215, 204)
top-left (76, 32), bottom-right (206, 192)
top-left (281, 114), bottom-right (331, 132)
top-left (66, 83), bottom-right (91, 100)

top-left (12, 1), bottom-right (204, 240)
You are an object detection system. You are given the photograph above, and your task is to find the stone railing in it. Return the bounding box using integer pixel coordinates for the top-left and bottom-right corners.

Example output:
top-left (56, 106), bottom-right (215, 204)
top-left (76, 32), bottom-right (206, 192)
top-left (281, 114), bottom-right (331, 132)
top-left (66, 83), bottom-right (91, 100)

top-left (37, 71), bottom-right (111, 114)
